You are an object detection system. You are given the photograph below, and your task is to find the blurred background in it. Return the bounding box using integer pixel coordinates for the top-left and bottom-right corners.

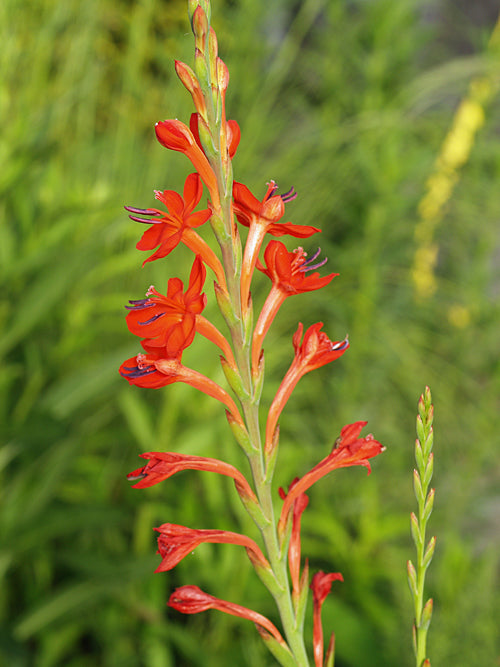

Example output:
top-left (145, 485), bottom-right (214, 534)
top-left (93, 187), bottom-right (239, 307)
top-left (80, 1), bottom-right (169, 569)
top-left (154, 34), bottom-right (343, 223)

top-left (1, 0), bottom-right (499, 665)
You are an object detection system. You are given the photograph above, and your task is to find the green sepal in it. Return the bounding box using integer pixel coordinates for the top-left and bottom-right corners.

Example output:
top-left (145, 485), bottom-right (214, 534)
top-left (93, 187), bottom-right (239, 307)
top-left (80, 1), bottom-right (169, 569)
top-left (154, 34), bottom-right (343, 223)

top-left (324, 631), bottom-right (336, 667)
top-left (422, 536), bottom-right (436, 570)
top-left (410, 512), bottom-right (421, 550)
top-left (264, 425), bottom-right (279, 480)
top-left (407, 559), bottom-right (417, 596)
top-left (413, 469), bottom-right (424, 504)
top-left (239, 491), bottom-right (271, 530)
top-left (243, 294), bottom-right (254, 346)
top-left (416, 414), bottom-right (426, 445)
top-left (420, 597), bottom-right (433, 631)
top-left (423, 427), bottom-right (434, 459)
top-left (220, 356), bottom-right (249, 401)
top-left (225, 410), bottom-right (255, 455)
top-left (248, 553), bottom-right (285, 598)
top-left (252, 348), bottom-right (265, 406)
top-left (214, 281), bottom-right (239, 327)
top-left (414, 439), bottom-right (424, 472)
top-left (197, 113), bottom-right (218, 160)
top-left (255, 627), bottom-right (296, 667)
top-left (423, 454), bottom-right (434, 489)
top-left (422, 488), bottom-right (435, 524)
top-left (194, 48), bottom-right (210, 87)
top-left (293, 559), bottom-right (310, 632)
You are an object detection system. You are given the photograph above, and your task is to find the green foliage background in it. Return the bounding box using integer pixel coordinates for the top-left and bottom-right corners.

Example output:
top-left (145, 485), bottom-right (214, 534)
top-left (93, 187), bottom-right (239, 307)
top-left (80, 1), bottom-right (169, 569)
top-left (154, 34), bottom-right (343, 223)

top-left (1, 0), bottom-right (498, 665)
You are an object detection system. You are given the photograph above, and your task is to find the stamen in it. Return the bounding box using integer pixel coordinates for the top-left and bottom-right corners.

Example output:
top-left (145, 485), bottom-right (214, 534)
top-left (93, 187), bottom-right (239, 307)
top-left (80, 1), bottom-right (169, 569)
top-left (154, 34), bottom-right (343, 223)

top-left (127, 471), bottom-right (148, 481)
top-left (128, 215), bottom-right (164, 224)
top-left (330, 336), bottom-right (349, 351)
top-left (138, 313), bottom-right (165, 326)
top-left (280, 186), bottom-right (297, 203)
top-left (298, 248), bottom-right (329, 273)
top-left (125, 299), bottom-right (155, 310)
top-left (124, 206), bottom-right (161, 216)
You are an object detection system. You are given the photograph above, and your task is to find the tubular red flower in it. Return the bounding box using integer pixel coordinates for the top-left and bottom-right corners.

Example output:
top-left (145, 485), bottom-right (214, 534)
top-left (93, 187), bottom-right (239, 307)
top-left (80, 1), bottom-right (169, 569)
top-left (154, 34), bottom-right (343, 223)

top-left (310, 571), bottom-right (344, 667)
top-left (125, 257), bottom-right (236, 367)
top-left (252, 242), bottom-right (338, 371)
top-left (127, 451), bottom-right (257, 503)
top-left (154, 523), bottom-right (269, 572)
top-left (168, 585), bottom-right (286, 645)
top-left (155, 120), bottom-right (220, 207)
top-left (278, 480), bottom-right (309, 599)
top-left (125, 173), bottom-right (225, 287)
top-left (233, 181), bottom-right (320, 313)
top-left (125, 255), bottom-right (206, 343)
top-left (120, 342), bottom-right (244, 425)
top-left (278, 422), bottom-right (385, 533)
top-left (265, 323), bottom-right (349, 452)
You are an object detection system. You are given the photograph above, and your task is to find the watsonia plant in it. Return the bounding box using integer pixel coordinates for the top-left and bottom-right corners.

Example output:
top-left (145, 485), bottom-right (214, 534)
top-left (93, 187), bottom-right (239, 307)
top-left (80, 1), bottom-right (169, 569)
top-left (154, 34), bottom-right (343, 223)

top-left (119, 1), bottom-right (388, 664)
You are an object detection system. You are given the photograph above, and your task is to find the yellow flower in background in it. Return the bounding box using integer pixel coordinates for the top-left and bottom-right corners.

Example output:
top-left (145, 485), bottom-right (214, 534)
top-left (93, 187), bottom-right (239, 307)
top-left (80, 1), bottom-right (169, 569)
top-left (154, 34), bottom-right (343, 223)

top-left (411, 15), bottom-right (500, 306)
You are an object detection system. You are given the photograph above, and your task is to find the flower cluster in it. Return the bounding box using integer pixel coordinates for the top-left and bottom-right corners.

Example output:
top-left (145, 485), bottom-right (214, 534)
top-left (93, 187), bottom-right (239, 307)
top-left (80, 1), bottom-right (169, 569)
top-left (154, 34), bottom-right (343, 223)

top-left (120, 2), bottom-right (385, 665)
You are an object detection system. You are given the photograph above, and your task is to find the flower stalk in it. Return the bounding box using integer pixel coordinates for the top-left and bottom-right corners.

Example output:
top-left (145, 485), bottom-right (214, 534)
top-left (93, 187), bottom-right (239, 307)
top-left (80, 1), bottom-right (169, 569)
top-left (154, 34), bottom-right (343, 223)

top-left (119, 2), bottom-right (386, 665)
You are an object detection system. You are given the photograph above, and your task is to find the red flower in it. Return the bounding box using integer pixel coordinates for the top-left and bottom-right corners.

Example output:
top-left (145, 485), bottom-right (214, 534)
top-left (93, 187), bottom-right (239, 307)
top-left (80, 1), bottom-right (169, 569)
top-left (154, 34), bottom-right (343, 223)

top-left (252, 242), bottom-right (338, 372)
top-left (126, 255), bottom-right (206, 344)
top-left (233, 181), bottom-right (320, 312)
top-left (125, 256), bottom-right (236, 367)
top-left (125, 173), bottom-right (225, 287)
top-left (155, 120), bottom-right (220, 207)
top-left (127, 451), bottom-right (256, 503)
top-left (310, 571), bottom-right (344, 667)
top-left (265, 323), bottom-right (349, 452)
top-left (154, 523), bottom-right (269, 572)
top-left (120, 342), bottom-right (243, 425)
top-left (278, 422), bottom-right (385, 534)
top-left (278, 480), bottom-right (309, 600)
top-left (168, 585), bottom-right (286, 646)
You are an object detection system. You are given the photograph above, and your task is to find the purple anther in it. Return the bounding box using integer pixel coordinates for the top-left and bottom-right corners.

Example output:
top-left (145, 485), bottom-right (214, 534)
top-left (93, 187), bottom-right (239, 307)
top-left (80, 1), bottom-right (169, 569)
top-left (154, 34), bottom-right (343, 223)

top-left (127, 215), bottom-right (164, 224)
top-left (124, 206), bottom-right (161, 216)
top-left (300, 248), bottom-right (328, 273)
top-left (125, 298), bottom-right (154, 311)
top-left (138, 312), bottom-right (164, 326)
top-left (121, 365), bottom-right (156, 379)
top-left (127, 471), bottom-right (148, 481)
top-left (330, 337), bottom-right (349, 351)
top-left (280, 186), bottom-right (297, 203)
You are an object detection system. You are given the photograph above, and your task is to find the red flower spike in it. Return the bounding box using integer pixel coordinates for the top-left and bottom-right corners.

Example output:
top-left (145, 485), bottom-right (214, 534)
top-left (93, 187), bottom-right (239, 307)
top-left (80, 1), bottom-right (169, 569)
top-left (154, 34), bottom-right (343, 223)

top-left (233, 182), bottom-right (320, 314)
top-left (154, 523), bottom-right (270, 572)
top-left (278, 422), bottom-right (385, 534)
top-left (252, 242), bottom-right (338, 371)
top-left (127, 451), bottom-right (257, 503)
top-left (310, 571), bottom-right (344, 667)
top-left (265, 323), bottom-right (349, 452)
top-left (168, 585), bottom-right (286, 645)
top-left (279, 480), bottom-right (309, 599)
top-left (155, 120), bottom-right (220, 208)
